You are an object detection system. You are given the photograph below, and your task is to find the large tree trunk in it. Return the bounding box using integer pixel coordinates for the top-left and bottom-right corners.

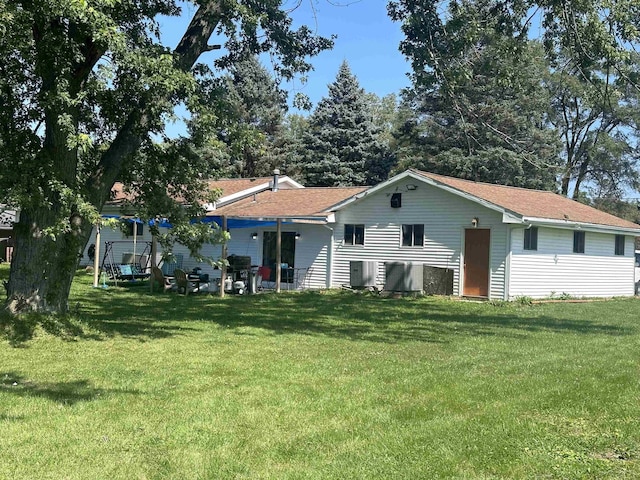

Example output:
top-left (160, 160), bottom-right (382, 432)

top-left (7, 207), bottom-right (91, 314)
top-left (4, 3), bottom-right (223, 315)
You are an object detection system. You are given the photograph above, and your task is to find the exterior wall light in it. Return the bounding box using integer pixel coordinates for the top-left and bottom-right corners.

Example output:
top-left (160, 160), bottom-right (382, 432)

top-left (471, 217), bottom-right (479, 228)
top-left (251, 232), bottom-right (258, 239)
top-left (295, 232), bottom-right (301, 240)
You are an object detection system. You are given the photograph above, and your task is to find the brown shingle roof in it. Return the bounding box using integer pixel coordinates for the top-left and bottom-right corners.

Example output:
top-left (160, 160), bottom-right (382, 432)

top-left (108, 177), bottom-right (279, 205)
top-left (413, 169), bottom-right (640, 230)
top-left (206, 177), bottom-right (274, 197)
top-left (210, 187), bottom-right (367, 219)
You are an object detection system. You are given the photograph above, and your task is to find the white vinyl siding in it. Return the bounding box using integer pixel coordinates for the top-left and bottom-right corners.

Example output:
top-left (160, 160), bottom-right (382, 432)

top-left (332, 181), bottom-right (509, 299)
top-left (509, 227), bottom-right (635, 298)
top-left (86, 220), bottom-right (331, 290)
top-left (199, 224), bottom-right (331, 289)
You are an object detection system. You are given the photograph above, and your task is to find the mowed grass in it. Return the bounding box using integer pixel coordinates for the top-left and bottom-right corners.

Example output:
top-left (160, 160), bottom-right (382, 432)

top-left (1, 269), bottom-right (640, 479)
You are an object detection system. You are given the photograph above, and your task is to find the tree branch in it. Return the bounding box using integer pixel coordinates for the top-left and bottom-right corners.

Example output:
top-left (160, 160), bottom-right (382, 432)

top-left (87, 1), bottom-right (225, 207)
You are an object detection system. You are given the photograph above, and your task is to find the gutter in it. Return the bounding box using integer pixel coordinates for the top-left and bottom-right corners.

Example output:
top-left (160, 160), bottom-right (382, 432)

top-left (520, 216), bottom-right (640, 236)
top-left (220, 215), bottom-right (331, 225)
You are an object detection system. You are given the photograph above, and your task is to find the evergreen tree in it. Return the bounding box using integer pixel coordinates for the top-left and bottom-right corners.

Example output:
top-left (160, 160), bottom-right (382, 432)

top-left (297, 62), bottom-right (395, 186)
top-left (202, 55), bottom-right (288, 178)
top-left (393, 36), bottom-right (560, 189)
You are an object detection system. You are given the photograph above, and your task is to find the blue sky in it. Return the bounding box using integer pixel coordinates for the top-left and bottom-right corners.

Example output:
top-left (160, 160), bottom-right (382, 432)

top-left (159, 0), bottom-right (410, 113)
top-left (283, 0), bottom-right (411, 106)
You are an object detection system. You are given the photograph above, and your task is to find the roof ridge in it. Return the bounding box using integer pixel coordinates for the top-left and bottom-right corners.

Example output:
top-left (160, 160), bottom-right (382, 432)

top-left (208, 177), bottom-right (272, 182)
top-left (294, 186), bottom-right (367, 190)
top-left (411, 169), bottom-right (560, 196)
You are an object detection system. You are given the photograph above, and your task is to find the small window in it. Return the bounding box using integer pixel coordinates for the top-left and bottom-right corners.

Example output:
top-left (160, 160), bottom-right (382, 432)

top-left (524, 227), bottom-right (538, 251)
top-left (615, 235), bottom-right (625, 256)
top-left (573, 231), bottom-right (585, 254)
top-left (125, 221), bottom-right (143, 237)
top-left (344, 224), bottom-right (365, 245)
top-left (390, 193), bottom-right (402, 208)
top-left (402, 224), bottom-right (424, 247)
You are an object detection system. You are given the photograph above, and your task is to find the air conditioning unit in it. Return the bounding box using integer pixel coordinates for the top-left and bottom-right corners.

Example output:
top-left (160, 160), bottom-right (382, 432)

top-left (350, 261), bottom-right (378, 288)
top-left (385, 262), bottom-right (423, 292)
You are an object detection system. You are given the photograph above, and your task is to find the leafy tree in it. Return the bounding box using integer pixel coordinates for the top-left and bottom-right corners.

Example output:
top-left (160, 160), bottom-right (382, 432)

top-left (0, 0), bottom-right (332, 314)
top-left (393, 39), bottom-right (560, 189)
top-left (365, 93), bottom-right (400, 147)
top-left (297, 61), bottom-right (396, 186)
top-left (547, 52), bottom-right (640, 198)
top-left (388, 0), bottom-right (640, 196)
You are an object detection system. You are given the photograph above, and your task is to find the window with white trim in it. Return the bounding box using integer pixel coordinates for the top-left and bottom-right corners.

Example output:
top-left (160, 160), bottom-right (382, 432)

top-left (524, 227), bottom-right (538, 251)
top-left (615, 235), bottom-right (625, 256)
top-left (573, 231), bottom-right (585, 253)
top-left (402, 224), bottom-right (424, 247)
top-left (344, 224), bottom-right (365, 245)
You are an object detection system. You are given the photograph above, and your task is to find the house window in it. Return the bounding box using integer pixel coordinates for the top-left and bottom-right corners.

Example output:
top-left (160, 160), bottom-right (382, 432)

top-left (402, 224), bottom-right (424, 247)
top-left (125, 221), bottom-right (143, 237)
top-left (524, 227), bottom-right (538, 251)
top-left (573, 231), bottom-right (585, 253)
top-left (344, 224), bottom-right (365, 245)
top-left (615, 235), bottom-right (625, 256)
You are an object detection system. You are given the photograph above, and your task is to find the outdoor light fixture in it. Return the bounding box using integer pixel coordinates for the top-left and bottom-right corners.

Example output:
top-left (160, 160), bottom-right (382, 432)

top-left (471, 217), bottom-right (479, 228)
top-left (251, 232), bottom-right (258, 239)
top-left (406, 183), bottom-right (418, 191)
top-left (295, 232), bottom-right (301, 240)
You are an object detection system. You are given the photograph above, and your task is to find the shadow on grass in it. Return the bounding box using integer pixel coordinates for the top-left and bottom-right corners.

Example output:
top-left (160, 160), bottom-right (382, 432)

top-left (4, 270), bottom-right (635, 345)
top-left (0, 413), bottom-right (24, 421)
top-left (1, 371), bottom-right (138, 406)
top-left (0, 311), bottom-right (102, 347)
top-left (197, 292), bottom-right (634, 344)
top-left (1, 282), bottom-right (199, 346)
top-left (71, 282), bottom-right (636, 345)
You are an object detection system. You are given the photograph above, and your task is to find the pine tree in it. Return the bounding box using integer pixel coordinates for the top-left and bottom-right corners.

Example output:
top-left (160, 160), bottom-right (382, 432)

top-left (393, 40), bottom-right (560, 190)
top-left (216, 55), bottom-right (288, 178)
top-left (297, 62), bottom-right (395, 186)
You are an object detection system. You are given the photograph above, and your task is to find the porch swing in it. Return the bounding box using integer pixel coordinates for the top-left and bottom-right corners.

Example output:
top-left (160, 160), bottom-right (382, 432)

top-left (100, 240), bottom-right (152, 284)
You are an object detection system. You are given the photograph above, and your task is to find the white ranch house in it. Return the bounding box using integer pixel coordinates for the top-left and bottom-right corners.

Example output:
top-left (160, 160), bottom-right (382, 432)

top-left (87, 169), bottom-right (640, 299)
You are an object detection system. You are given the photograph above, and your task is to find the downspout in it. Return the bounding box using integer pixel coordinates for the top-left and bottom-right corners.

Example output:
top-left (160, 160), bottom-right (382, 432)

top-left (505, 226), bottom-right (512, 301)
top-left (323, 224), bottom-right (334, 288)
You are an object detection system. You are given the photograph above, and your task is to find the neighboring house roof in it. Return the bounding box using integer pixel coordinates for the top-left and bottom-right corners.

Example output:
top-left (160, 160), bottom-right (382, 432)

top-left (108, 176), bottom-right (304, 209)
top-left (206, 176), bottom-right (304, 209)
top-left (206, 177), bottom-right (275, 197)
top-left (210, 187), bottom-right (367, 222)
top-left (334, 169), bottom-right (640, 234)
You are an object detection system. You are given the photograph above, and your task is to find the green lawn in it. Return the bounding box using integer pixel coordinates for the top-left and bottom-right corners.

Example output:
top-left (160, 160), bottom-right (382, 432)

top-left (1, 270), bottom-right (640, 479)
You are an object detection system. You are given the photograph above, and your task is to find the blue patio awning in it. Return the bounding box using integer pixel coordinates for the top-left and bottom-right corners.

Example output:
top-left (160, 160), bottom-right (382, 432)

top-left (200, 216), bottom-right (278, 229)
top-left (102, 214), bottom-right (278, 229)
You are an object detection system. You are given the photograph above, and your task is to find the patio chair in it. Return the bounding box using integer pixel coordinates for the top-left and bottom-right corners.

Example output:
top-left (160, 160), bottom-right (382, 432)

top-left (151, 266), bottom-right (175, 293)
top-left (174, 268), bottom-right (209, 295)
top-left (256, 266), bottom-right (272, 291)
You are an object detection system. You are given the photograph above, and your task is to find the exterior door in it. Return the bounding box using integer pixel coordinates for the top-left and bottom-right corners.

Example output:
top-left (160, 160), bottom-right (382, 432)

top-left (463, 229), bottom-right (490, 297)
top-left (262, 231), bottom-right (296, 282)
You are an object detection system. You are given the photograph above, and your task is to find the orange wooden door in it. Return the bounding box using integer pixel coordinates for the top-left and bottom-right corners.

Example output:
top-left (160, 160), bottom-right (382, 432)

top-left (463, 229), bottom-right (490, 297)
